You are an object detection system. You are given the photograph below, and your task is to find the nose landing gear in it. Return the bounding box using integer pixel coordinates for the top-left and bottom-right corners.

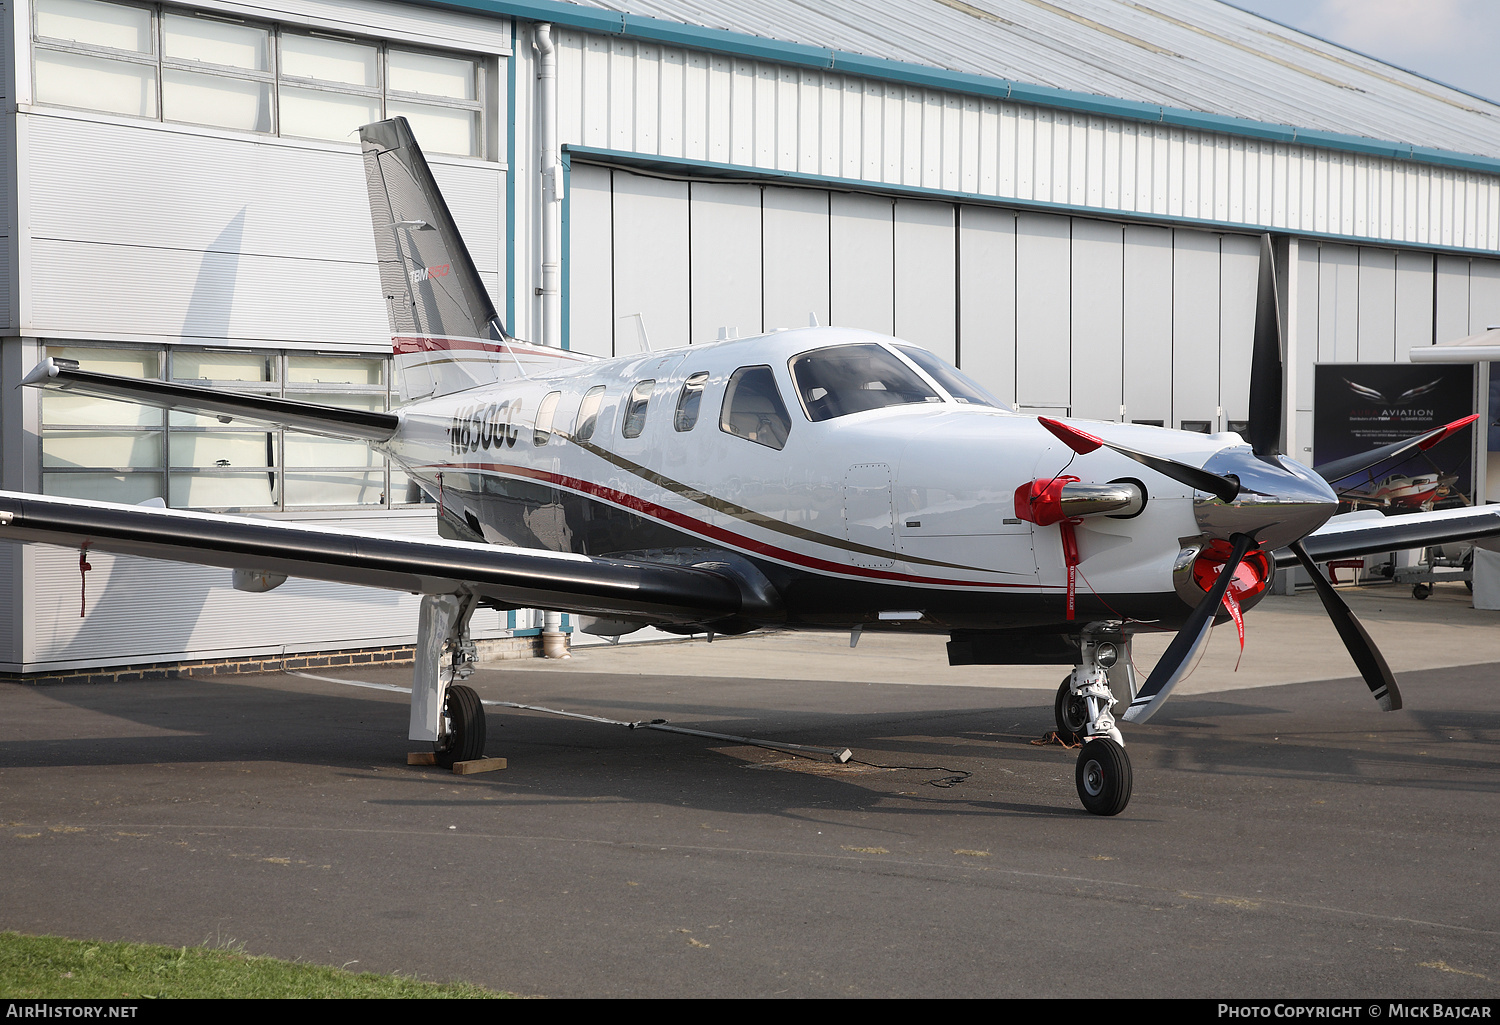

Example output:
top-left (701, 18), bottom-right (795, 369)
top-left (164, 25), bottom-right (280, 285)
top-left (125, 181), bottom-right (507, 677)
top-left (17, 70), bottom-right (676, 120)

top-left (1057, 628), bottom-right (1135, 816)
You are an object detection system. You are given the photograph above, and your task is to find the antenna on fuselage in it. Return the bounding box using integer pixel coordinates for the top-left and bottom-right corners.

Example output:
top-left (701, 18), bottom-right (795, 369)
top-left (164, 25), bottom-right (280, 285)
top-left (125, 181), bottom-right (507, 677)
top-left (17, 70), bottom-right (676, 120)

top-left (620, 313), bottom-right (653, 353)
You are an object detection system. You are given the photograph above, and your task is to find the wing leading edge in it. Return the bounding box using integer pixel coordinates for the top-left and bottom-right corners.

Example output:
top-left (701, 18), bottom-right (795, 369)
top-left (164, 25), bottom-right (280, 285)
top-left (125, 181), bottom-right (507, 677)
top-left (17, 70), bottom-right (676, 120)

top-left (0, 491), bottom-right (743, 625)
top-left (1276, 505), bottom-right (1500, 567)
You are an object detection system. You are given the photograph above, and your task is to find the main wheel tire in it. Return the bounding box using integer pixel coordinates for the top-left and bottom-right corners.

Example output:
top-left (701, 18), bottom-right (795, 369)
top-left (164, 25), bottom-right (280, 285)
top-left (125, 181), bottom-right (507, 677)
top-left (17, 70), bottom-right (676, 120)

top-left (434, 684), bottom-right (486, 769)
top-left (1075, 737), bottom-right (1132, 816)
top-left (1054, 677), bottom-right (1088, 744)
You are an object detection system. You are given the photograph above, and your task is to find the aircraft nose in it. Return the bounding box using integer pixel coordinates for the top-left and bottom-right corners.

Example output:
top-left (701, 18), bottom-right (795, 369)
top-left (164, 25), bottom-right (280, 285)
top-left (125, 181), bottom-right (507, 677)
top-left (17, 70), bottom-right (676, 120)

top-left (1193, 446), bottom-right (1338, 551)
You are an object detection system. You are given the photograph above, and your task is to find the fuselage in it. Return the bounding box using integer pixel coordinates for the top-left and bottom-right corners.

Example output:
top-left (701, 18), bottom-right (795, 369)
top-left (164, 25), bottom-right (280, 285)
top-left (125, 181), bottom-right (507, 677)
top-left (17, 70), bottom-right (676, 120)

top-left (375, 327), bottom-right (1331, 635)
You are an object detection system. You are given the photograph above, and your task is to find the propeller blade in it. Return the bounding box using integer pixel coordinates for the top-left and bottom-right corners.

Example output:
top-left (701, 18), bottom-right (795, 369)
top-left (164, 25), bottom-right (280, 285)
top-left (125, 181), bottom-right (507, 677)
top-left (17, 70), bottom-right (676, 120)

top-left (1122, 533), bottom-right (1256, 724)
top-left (1246, 234), bottom-right (1284, 459)
top-left (1314, 414), bottom-right (1480, 487)
top-left (1288, 541), bottom-right (1402, 711)
top-left (1038, 417), bottom-right (1241, 503)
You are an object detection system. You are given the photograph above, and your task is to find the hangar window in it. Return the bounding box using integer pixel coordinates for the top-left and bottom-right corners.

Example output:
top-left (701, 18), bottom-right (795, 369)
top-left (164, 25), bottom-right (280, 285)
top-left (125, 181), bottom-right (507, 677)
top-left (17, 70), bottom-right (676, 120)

top-left (31, 0), bottom-right (491, 158)
top-left (33, 0), bottom-right (159, 118)
top-left (720, 366), bottom-right (791, 451)
top-left (41, 344), bottom-right (404, 511)
top-left (161, 12), bottom-right (273, 134)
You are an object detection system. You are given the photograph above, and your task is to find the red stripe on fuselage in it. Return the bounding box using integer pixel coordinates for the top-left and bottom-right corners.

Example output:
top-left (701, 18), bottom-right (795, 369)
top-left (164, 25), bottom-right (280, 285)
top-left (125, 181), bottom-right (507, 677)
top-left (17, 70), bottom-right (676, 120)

top-left (419, 460), bottom-right (1047, 590)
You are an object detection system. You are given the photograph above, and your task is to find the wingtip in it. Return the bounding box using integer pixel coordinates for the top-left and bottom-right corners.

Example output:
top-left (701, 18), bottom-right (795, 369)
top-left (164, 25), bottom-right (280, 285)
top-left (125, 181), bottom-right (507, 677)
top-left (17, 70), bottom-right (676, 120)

top-left (19, 358), bottom-right (60, 388)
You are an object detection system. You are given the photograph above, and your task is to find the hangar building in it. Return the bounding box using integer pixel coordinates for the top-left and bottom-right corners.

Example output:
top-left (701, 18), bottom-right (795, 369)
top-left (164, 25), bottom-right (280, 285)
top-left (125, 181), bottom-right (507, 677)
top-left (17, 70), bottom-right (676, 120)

top-left (2, 0), bottom-right (1497, 674)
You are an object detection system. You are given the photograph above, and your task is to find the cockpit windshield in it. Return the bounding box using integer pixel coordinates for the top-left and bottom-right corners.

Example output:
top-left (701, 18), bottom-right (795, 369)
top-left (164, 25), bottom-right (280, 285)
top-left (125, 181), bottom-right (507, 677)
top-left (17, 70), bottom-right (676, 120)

top-left (894, 345), bottom-right (1008, 410)
top-left (790, 343), bottom-right (942, 422)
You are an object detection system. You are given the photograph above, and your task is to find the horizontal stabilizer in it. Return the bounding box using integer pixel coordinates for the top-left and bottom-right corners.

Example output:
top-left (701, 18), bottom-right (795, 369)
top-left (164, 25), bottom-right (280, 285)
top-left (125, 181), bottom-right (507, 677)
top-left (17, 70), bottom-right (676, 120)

top-left (21, 358), bottom-right (398, 442)
top-left (0, 491), bottom-right (744, 625)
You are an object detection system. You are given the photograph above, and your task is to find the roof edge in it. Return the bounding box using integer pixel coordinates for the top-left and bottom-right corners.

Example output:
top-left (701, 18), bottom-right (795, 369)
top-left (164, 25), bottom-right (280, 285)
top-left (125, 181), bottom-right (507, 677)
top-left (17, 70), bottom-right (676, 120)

top-left (418, 0), bottom-right (1500, 176)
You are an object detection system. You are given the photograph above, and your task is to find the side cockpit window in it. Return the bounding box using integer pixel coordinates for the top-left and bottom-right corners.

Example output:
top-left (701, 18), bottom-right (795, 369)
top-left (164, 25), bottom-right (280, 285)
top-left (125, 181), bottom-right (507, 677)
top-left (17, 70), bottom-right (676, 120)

top-left (574, 385), bottom-right (606, 442)
top-left (894, 344), bottom-right (1006, 409)
top-left (674, 372), bottom-right (708, 432)
top-left (789, 343), bottom-right (940, 422)
top-left (720, 366), bottom-right (791, 450)
top-left (621, 379), bottom-right (655, 439)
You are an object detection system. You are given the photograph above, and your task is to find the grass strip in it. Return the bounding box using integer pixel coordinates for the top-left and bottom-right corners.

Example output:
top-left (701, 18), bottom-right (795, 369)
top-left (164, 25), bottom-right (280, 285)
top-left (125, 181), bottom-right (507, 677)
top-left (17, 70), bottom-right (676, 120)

top-left (0, 932), bottom-right (511, 999)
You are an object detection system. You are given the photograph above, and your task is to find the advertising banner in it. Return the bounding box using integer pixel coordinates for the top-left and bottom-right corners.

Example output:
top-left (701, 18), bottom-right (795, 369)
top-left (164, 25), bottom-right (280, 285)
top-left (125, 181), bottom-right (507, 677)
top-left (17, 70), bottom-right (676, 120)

top-left (1313, 363), bottom-right (1475, 510)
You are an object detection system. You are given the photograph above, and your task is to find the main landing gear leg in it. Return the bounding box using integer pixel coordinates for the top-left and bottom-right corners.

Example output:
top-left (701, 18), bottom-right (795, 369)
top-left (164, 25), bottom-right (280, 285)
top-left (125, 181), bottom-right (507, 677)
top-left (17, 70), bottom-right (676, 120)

top-left (410, 593), bottom-right (487, 769)
top-left (1060, 627), bottom-right (1134, 816)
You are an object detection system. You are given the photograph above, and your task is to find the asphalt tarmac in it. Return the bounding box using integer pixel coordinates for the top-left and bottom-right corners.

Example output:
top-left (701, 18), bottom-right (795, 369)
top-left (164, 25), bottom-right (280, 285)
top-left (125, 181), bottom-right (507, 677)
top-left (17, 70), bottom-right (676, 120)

top-left (1, 584), bottom-right (1497, 998)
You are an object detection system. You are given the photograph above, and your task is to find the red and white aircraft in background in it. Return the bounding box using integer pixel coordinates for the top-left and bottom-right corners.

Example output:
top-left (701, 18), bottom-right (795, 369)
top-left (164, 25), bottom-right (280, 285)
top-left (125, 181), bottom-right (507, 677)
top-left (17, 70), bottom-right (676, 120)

top-left (7, 118), bottom-right (1499, 815)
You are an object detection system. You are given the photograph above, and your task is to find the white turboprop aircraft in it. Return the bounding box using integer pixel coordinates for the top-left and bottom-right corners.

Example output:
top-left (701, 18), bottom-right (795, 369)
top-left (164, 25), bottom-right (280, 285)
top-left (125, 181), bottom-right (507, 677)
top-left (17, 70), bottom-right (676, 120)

top-left (8, 118), bottom-right (1500, 815)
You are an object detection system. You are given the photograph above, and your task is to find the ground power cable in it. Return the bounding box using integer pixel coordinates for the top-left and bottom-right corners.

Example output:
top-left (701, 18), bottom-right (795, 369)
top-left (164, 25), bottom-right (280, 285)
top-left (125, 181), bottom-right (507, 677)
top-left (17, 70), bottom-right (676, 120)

top-left (286, 669), bottom-right (973, 787)
top-left (284, 669), bottom-right (852, 763)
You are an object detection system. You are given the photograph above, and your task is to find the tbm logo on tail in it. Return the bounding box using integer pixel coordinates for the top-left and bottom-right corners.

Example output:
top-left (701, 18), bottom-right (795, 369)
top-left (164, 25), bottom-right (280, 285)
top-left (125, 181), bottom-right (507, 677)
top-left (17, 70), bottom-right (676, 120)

top-left (410, 263), bottom-right (451, 284)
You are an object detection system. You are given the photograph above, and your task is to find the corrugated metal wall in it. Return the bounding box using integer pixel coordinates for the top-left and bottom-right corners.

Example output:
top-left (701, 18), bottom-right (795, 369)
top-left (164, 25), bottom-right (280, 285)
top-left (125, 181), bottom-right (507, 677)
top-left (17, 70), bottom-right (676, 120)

top-left (21, 115), bottom-right (502, 349)
top-left (556, 30), bottom-right (1500, 254)
top-left (0, 0), bottom-right (13, 334)
top-left (19, 507), bottom-right (516, 672)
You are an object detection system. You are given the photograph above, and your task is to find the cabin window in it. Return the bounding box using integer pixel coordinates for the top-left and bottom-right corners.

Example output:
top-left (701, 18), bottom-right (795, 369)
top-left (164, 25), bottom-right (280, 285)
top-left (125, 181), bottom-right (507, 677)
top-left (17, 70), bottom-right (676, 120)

top-left (574, 385), bottom-right (606, 442)
top-left (789, 343), bottom-right (941, 422)
top-left (720, 366), bottom-right (791, 451)
top-left (621, 380), bottom-right (654, 439)
top-left (533, 391), bottom-right (561, 446)
top-left (674, 372), bottom-right (708, 432)
top-left (894, 345), bottom-right (1004, 408)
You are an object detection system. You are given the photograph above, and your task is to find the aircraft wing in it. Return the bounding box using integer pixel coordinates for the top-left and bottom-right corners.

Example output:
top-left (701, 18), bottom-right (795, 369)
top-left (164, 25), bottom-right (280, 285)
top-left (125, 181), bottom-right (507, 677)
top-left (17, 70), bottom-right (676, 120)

top-left (0, 491), bottom-right (743, 624)
top-left (1274, 505), bottom-right (1500, 568)
top-left (21, 358), bottom-right (397, 442)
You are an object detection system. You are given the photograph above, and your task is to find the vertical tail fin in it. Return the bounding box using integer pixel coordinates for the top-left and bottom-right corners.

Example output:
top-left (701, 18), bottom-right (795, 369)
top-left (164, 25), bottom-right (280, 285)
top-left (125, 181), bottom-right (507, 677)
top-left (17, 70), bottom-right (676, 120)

top-left (359, 117), bottom-right (509, 403)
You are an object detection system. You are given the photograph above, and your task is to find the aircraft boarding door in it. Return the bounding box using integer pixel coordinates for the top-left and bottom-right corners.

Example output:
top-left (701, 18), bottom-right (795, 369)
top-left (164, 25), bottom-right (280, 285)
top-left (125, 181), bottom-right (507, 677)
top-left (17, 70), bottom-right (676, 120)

top-left (844, 463), bottom-right (896, 570)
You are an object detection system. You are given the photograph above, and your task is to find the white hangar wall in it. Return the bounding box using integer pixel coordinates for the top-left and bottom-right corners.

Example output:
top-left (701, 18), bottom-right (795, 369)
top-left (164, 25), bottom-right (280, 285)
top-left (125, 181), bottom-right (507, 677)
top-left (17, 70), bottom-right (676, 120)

top-left (566, 164), bottom-right (1500, 460)
top-left (556, 25), bottom-right (1500, 481)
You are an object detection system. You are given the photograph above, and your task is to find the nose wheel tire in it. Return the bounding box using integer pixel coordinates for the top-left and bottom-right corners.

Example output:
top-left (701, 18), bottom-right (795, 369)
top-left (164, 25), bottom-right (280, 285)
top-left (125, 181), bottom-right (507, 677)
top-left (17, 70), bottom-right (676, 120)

top-left (434, 684), bottom-right (486, 769)
top-left (1054, 677), bottom-right (1089, 744)
top-left (1075, 738), bottom-right (1132, 816)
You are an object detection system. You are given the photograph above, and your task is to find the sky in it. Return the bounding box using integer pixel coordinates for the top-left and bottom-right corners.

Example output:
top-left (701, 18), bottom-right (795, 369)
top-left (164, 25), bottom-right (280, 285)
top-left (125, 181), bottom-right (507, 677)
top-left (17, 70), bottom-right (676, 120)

top-left (1228, 0), bottom-right (1500, 103)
